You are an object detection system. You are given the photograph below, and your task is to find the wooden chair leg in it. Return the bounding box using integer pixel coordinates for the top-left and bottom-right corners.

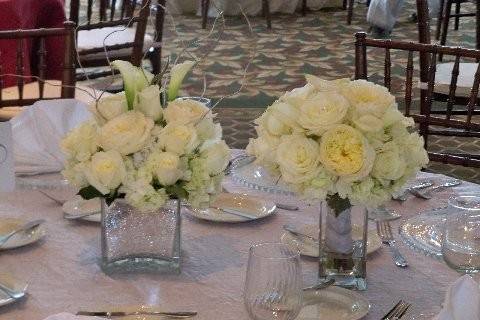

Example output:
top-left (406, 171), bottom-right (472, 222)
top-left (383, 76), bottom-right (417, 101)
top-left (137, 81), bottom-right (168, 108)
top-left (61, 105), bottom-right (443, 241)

top-left (201, 0), bottom-right (210, 29)
top-left (262, 0), bottom-right (272, 29)
top-left (454, 0), bottom-right (461, 30)
top-left (347, 0), bottom-right (354, 25)
top-left (343, 0), bottom-right (347, 10)
top-left (439, 0), bottom-right (453, 61)
top-left (302, 0), bottom-right (308, 16)
top-left (477, 0), bottom-right (480, 51)
top-left (435, 0), bottom-right (445, 40)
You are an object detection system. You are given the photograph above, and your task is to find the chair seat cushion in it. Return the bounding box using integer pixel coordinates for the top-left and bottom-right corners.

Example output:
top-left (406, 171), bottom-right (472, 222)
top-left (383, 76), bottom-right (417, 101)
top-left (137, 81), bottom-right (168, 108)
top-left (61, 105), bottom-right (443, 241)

top-left (419, 62), bottom-right (478, 97)
top-left (0, 80), bottom-right (111, 120)
top-left (77, 27), bottom-right (154, 60)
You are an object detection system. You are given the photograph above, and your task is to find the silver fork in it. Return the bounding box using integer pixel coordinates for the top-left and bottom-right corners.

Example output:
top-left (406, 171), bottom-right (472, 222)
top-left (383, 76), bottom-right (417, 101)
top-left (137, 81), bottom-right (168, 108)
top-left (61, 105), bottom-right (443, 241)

top-left (377, 221), bottom-right (408, 268)
top-left (409, 179), bottom-right (462, 199)
top-left (382, 300), bottom-right (412, 320)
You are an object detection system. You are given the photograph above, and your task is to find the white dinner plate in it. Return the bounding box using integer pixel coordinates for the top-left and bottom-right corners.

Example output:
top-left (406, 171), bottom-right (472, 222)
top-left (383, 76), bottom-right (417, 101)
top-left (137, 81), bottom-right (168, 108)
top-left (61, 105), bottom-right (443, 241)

top-left (187, 193), bottom-right (276, 223)
top-left (280, 224), bottom-right (382, 258)
top-left (298, 286), bottom-right (370, 320)
top-left (62, 196), bottom-right (101, 222)
top-left (0, 218), bottom-right (46, 250)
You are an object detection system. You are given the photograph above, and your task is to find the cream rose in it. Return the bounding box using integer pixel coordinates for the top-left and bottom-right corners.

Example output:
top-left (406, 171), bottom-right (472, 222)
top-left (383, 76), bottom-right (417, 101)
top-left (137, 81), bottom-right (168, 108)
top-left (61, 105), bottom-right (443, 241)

top-left (246, 131), bottom-right (280, 164)
top-left (279, 83), bottom-right (314, 108)
top-left (61, 121), bottom-right (98, 162)
top-left (147, 151), bottom-right (184, 186)
top-left (297, 92), bottom-right (349, 135)
top-left (83, 150), bottom-right (126, 194)
top-left (90, 93), bottom-right (128, 122)
top-left (98, 111), bottom-right (154, 155)
top-left (135, 85), bottom-right (163, 121)
top-left (200, 140), bottom-right (230, 175)
top-left (276, 135), bottom-right (320, 184)
top-left (342, 79), bottom-right (396, 117)
top-left (305, 75), bottom-right (350, 92)
top-left (372, 141), bottom-right (406, 180)
top-left (352, 114), bottom-right (384, 133)
top-left (319, 124), bottom-right (375, 180)
top-left (262, 101), bottom-right (301, 136)
top-left (163, 98), bottom-right (211, 125)
top-left (158, 123), bottom-right (200, 155)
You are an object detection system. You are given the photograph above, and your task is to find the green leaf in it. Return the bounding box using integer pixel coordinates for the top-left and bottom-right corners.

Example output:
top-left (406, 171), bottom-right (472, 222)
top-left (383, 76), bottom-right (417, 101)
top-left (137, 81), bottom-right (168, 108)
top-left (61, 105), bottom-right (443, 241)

top-left (165, 184), bottom-right (188, 200)
top-left (111, 60), bottom-right (154, 110)
top-left (326, 194), bottom-right (352, 217)
top-left (167, 61), bottom-right (195, 101)
top-left (78, 185), bottom-right (104, 200)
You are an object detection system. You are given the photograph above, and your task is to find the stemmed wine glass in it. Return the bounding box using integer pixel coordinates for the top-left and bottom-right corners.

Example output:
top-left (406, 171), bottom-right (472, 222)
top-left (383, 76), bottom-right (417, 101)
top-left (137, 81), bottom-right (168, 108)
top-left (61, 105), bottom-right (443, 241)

top-left (244, 242), bottom-right (303, 320)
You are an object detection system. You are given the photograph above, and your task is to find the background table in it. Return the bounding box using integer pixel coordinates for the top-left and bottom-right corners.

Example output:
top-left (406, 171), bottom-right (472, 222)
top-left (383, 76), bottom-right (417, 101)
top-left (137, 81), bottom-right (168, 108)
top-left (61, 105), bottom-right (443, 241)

top-left (0, 0), bottom-right (66, 88)
top-left (0, 163), bottom-right (478, 319)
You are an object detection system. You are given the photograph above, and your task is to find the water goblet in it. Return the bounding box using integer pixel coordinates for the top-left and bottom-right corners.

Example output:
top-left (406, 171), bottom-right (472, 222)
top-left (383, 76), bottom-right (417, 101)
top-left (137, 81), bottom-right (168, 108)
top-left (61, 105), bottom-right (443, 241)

top-left (244, 242), bottom-right (303, 320)
top-left (442, 195), bottom-right (480, 273)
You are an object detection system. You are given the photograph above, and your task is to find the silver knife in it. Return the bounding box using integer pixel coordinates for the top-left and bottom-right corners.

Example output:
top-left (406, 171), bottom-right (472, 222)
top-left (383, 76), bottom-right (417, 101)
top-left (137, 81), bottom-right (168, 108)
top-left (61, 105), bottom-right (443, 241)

top-left (212, 206), bottom-right (258, 220)
top-left (76, 310), bottom-right (197, 318)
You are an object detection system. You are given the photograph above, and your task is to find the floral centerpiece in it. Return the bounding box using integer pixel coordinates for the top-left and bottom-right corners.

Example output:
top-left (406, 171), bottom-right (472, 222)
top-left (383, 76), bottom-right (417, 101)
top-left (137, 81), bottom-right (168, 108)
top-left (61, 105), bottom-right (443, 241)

top-left (246, 75), bottom-right (428, 288)
top-left (61, 60), bottom-right (230, 273)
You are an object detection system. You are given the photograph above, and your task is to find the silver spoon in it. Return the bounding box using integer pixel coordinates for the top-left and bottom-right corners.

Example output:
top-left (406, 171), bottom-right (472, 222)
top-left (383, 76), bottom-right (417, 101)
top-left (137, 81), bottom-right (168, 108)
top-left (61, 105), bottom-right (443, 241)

top-left (0, 219), bottom-right (45, 246)
top-left (392, 180), bottom-right (434, 201)
top-left (0, 280), bottom-right (28, 299)
top-left (409, 179), bottom-right (462, 199)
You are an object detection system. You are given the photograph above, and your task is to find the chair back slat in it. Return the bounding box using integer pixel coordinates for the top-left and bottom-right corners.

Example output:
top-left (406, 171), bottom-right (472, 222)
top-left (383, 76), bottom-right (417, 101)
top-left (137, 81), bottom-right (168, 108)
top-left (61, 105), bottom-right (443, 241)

top-left (16, 38), bottom-right (24, 101)
top-left (445, 53), bottom-right (461, 120)
top-left (384, 46), bottom-right (391, 91)
top-left (87, 0), bottom-right (93, 24)
top-left (0, 51), bottom-right (3, 102)
top-left (466, 63), bottom-right (480, 130)
top-left (100, 0), bottom-right (108, 21)
top-left (37, 37), bottom-right (47, 99)
top-left (0, 22), bottom-right (76, 108)
top-left (404, 50), bottom-right (414, 116)
top-left (110, 0), bottom-right (118, 21)
top-left (353, 31), bottom-right (480, 168)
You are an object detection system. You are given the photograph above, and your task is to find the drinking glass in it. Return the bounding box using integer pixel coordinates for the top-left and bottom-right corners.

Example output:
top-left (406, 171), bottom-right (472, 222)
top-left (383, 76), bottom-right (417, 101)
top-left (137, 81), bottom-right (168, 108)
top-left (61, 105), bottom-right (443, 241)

top-left (442, 195), bottom-right (480, 273)
top-left (244, 242), bottom-right (303, 320)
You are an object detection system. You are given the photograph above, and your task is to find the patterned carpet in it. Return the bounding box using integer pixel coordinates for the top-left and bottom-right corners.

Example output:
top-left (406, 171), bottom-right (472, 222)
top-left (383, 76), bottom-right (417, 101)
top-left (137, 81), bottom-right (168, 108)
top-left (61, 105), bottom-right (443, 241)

top-left (79, 0), bottom-right (480, 182)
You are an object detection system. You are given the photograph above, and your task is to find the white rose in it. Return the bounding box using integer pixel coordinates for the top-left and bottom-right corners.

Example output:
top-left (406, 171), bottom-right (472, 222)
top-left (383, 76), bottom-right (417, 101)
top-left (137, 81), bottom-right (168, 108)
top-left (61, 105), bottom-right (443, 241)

top-left (305, 75), bottom-right (350, 92)
top-left (62, 161), bottom-right (88, 188)
top-left (297, 92), bottom-right (349, 135)
top-left (372, 141), bottom-right (407, 180)
top-left (279, 83), bottom-right (314, 108)
top-left (276, 135), bottom-right (320, 184)
top-left (163, 98), bottom-right (211, 125)
top-left (147, 151), bottom-right (184, 186)
top-left (382, 107), bottom-right (415, 128)
top-left (342, 79), bottom-right (396, 118)
top-left (400, 132), bottom-right (429, 168)
top-left (196, 117), bottom-right (222, 142)
top-left (61, 121), bottom-right (98, 162)
top-left (83, 150), bottom-right (126, 194)
top-left (135, 85), bottom-right (163, 121)
top-left (262, 101), bottom-right (301, 136)
top-left (352, 114), bottom-right (384, 133)
top-left (200, 140), bottom-right (231, 175)
top-left (158, 123), bottom-right (200, 155)
top-left (90, 93), bottom-right (128, 122)
top-left (98, 111), bottom-right (154, 155)
top-left (246, 131), bottom-right (280, 164)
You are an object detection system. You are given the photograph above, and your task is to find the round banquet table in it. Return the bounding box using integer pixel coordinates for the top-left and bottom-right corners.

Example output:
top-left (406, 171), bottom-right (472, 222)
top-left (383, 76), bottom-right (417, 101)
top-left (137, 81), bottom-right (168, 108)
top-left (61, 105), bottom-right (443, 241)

top-left (0, 0), bottom-right (66, 88)
top-left (0, 152), bottom-right (478, 320)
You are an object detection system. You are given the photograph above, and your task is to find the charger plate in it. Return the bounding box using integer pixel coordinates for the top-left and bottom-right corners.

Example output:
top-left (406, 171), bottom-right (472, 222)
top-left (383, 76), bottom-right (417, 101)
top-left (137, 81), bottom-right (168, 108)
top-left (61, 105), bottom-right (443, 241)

top-left (399, 206), bottom-right (449, 260)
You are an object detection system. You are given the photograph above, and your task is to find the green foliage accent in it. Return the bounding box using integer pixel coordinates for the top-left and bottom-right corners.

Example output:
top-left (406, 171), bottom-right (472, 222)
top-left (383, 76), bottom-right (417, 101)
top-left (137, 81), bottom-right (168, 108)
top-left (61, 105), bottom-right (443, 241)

top-left (326, 194), bottom-right (352, 217)
top-left (77, 186), bottom-right (122, 206)
top-left (165, 184), bottom-right (188, 200)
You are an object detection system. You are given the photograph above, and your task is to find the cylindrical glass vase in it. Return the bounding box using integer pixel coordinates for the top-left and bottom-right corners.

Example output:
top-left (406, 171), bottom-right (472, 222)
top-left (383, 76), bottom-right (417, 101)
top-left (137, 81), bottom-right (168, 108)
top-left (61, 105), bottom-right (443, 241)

top-left (318, 197), bottom-right (368, 290)
top-left (100, 198), bottom-right (181, 274)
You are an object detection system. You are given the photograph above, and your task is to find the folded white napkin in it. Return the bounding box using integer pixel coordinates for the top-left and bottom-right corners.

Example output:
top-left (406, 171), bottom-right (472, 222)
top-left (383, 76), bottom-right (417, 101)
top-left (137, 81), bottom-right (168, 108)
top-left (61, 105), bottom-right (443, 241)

top-left (11, 99), bottom-right (91, 175)
top-left (434, 275), bottom-right (480, 320)
top-left (43, 313), bottom-right (101, 320)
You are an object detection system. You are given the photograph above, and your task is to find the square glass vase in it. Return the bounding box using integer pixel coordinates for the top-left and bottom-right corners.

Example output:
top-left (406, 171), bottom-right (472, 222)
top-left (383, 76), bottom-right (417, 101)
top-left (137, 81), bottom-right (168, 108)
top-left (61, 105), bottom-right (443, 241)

top-left (100, 198), bottom-right (181, 274)
top-left (318, 202), bottom-right (368, 290)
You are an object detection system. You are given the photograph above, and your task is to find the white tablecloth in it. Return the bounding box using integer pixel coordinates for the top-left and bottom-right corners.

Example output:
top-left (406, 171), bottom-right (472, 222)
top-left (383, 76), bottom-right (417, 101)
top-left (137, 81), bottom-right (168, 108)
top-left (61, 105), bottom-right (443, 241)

top-left (0, 150), bottom-right (479, 319)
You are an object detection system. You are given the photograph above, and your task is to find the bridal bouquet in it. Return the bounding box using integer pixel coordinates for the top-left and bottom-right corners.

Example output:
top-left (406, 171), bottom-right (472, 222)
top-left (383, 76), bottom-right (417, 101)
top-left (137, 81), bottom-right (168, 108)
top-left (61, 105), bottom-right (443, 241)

top-left (246, 75), bottom-right (429, 210)
top-left (61, 60), bottom-right (230, 211)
